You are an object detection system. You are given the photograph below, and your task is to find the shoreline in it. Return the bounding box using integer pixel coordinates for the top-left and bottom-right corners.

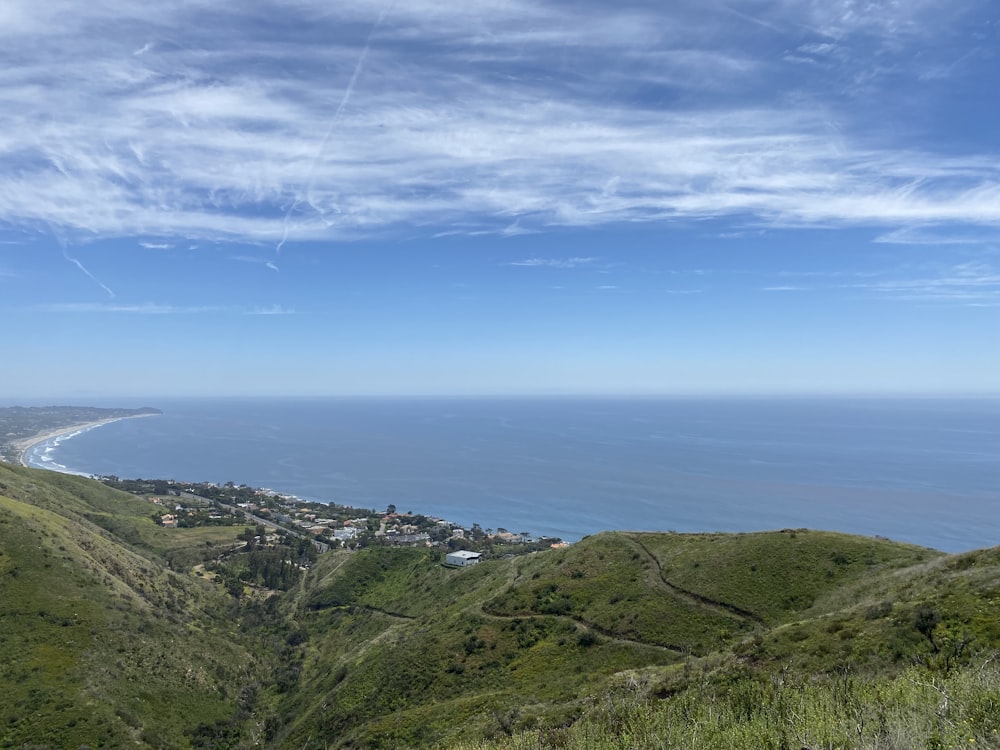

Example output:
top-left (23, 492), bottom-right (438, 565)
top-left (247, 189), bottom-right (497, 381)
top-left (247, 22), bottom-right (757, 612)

top-left (16, 413), bottom-right (159, 470)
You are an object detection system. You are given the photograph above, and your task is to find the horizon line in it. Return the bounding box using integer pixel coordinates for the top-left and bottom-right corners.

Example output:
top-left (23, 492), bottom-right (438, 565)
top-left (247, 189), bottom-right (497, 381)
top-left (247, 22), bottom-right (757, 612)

top-left (4, 391), bottom-right (1000, 405)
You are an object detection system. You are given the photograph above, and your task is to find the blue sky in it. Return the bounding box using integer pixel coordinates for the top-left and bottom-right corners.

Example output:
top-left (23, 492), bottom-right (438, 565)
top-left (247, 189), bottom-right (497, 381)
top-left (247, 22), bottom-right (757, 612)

top-left (1, 0), bottom-right (999, 398)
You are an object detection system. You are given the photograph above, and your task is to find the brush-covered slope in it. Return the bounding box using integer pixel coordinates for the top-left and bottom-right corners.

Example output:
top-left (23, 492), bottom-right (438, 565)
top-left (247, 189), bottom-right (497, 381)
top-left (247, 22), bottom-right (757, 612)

top-left (0, 464), bottom-right (261, 748)
top-left (275, 529), bottom-right (953, 749)
top-left (4, 464), bottom-right (999, 750)
top-left (447, 535), bottom-right (1000, 750)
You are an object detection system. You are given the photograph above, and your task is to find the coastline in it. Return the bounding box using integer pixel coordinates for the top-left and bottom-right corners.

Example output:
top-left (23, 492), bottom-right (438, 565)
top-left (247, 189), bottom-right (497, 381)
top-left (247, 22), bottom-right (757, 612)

top-left (6, 397), bottom-right (995, 554)
top-left (15, 413), bottom-right (158, 470)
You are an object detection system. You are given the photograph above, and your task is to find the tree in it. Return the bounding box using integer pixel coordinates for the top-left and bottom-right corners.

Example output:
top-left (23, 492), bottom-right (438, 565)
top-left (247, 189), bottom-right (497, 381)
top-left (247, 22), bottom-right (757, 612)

top-left (913, 605), bottom-right (942, 652)
top-left (225, 577), bottom-right (244, 599)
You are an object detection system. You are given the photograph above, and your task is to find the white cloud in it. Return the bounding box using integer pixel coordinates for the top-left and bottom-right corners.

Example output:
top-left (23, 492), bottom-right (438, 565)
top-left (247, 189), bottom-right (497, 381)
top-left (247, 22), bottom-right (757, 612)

top-left (34, 302), bottom-right (225, 314)
top-left (31, 300), bottom-right (301, 314)
top-left (246, 305), bottom-right (298, 315)
top-left (873, 226), bottom-right (1000, 245)
top-left (0, 0), bottom-right (993, 245)
top-left (508, 257), bottom-right (600, 269)
top-left (850, 261), bottom-right (1000, 303)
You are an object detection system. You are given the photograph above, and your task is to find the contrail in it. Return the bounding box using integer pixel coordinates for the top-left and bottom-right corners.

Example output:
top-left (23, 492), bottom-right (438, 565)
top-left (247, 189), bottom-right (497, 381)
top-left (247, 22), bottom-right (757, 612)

top-left (275, 3), bottom-right (391, 256)
top-left (63, 250), bottom-right (116, 299)
top-left (46, 221), bottom-right (116, 299)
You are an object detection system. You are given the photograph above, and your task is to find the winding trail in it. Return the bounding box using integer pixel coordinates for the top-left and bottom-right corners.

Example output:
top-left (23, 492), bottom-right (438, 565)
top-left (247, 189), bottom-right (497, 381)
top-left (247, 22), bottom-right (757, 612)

top-left (476, 555), bottom-right (687, 654)
top-left (626, 533), bottom-right (764, 625)
top-left (479, 605), bottom-right (688, 654)
top-left (350, 604), bottom-right (415, 620)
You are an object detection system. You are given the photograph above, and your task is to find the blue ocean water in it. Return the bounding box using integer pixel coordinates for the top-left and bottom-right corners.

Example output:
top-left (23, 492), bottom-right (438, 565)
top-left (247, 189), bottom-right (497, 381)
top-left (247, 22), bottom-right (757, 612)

top-left (24, 397), bottom-right (1000, 552)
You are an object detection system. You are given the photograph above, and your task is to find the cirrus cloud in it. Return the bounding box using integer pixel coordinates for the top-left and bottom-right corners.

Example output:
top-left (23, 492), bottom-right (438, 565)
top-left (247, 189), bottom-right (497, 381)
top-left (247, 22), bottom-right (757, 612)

top-left (0, 0), bottom-right (995, 247)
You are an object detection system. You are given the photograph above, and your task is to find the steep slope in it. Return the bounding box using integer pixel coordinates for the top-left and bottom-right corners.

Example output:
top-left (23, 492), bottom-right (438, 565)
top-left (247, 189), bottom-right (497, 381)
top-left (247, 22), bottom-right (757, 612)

top-left (272, 530), bottom-right (949, 749)
top-left (3, 464), bottom-right (999, 750)
top-left (0, 464), bottom-right (262, 748)
top-left (276, 545), bottom-right (680, 748)
top-left (447, 537), bottom-right (1000, 750)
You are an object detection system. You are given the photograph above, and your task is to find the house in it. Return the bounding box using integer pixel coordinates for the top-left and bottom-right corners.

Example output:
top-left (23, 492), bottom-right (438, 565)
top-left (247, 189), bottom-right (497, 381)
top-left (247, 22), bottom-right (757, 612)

top-left (446, 550), bottom-right (482, 567)
top-left (161, 514), bottom-right (178, 528)
top-left (391, 532), bottom-right (431, 547)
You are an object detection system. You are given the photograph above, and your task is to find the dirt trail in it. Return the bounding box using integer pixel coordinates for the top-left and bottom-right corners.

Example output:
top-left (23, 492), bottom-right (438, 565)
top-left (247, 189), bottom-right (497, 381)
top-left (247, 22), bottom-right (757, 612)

top-left (627, 534), bottom-right (764, 625)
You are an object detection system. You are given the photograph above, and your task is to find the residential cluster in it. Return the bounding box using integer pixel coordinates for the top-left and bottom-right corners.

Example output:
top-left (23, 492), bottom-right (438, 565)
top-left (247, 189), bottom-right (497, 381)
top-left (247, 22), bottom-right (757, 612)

top-left (101, 477), bottom-right (566, 557)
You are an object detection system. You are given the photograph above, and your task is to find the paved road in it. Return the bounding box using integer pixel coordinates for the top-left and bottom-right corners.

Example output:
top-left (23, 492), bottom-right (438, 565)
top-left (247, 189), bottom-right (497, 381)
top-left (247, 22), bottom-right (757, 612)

top-left (179, 491), bottom-right (330, 553)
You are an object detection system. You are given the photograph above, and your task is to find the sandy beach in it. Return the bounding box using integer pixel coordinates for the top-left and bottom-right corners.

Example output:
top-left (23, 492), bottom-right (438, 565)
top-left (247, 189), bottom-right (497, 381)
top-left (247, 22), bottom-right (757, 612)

top-left (15, 414), bottom-right (157, 469)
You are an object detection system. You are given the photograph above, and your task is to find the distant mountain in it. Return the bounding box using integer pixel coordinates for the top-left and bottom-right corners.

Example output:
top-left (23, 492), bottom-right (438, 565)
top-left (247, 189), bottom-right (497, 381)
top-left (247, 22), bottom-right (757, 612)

top-left (2, 463), bottom-right (998, 749)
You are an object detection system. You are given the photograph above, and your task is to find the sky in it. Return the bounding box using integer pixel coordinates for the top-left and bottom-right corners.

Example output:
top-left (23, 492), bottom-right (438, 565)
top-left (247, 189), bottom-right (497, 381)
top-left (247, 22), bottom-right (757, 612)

top-left (1, 0), bottom-right (999, 398)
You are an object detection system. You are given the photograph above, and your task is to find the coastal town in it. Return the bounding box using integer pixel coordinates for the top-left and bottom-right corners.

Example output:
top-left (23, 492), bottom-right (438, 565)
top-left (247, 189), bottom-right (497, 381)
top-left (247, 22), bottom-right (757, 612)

top-left (99, 476), bottom-right (567, 559)
top-left (1, 406), bottom-right (568, 590)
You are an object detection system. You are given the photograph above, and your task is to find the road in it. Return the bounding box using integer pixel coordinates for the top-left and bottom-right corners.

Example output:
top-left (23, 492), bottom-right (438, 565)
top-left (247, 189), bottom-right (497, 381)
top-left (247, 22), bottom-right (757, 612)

top-left (178, 491), bottom-right (330, 553)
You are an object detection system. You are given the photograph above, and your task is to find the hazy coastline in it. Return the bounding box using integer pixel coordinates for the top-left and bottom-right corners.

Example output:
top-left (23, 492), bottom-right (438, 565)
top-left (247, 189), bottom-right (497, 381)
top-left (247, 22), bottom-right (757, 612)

top-left (24, 397), bottom-right (999, 553)
top-left (16, 413), bottom-right (159, 471)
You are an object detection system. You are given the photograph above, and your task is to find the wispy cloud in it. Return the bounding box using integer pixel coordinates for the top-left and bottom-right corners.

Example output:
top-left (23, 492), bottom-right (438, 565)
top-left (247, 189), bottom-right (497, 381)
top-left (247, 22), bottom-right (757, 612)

top-left (850, 262), bottom-right (1000, 303)
top-left (31, 301), bottom-right (300, 314)
top-left (231, 254), bottom-right (280, 271)
top-left (0, 1), bottom-right (993, 245)
top-left (508, 257), bottom-right (600, 269)
top-left (34, 302), bottom-right (224, 314)
top-left (777, 270), bottom-right (882, 279)
top-left (873, 226), bottom-right (1000, 246)
top-left (761, 285), bottom-right (808, 292)
top-left (246, 305), bottom-right (298, 315)
top-left (139, 241), bottom-right (174, 249)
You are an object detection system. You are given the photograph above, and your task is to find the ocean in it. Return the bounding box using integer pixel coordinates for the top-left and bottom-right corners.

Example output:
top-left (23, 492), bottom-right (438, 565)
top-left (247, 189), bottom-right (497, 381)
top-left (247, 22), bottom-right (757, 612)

top-left (22, 397), bottom-right (1000, 553)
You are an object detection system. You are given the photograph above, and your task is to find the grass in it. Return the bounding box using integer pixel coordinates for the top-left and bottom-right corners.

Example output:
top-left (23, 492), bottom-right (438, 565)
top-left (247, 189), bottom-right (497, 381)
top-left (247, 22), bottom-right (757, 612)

top-left (5, 464), bottom-right (1000, 750)
top-left (451, 658), bottom-right (1000, 750)
top-left (631, 529), bottom-right (937, 624)
top-left (484, 533), bottom-right (751, 653)
top-left (273, 529), bottom-right (1000, 749)
top-left (0, 464), bottom-right (263, 749)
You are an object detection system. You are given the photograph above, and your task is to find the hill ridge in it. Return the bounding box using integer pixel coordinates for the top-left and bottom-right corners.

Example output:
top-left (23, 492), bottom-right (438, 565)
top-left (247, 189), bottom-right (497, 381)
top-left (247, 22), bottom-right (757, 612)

top-left (2, 464), bottom-right (999, 749)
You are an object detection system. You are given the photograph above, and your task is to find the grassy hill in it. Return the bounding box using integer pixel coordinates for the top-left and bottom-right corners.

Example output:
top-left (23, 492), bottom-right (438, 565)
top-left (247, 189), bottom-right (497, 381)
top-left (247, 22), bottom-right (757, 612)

top-left (2, 463), bottom-right (999, 749)
top-left (0, 463), bottom-right (262, 748)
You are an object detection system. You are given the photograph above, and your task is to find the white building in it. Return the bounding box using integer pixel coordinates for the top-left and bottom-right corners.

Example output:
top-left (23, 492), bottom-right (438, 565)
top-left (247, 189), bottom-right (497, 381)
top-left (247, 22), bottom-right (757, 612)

top-left (446, 550), bottom-right (482, 567)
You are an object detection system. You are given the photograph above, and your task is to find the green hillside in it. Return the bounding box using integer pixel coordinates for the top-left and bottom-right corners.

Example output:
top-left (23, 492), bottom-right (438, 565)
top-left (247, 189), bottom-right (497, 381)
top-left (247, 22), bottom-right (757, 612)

top-left (0, 464), bottom-right (262, 748)
top-left (2, 463), bottom-right (999, 749)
